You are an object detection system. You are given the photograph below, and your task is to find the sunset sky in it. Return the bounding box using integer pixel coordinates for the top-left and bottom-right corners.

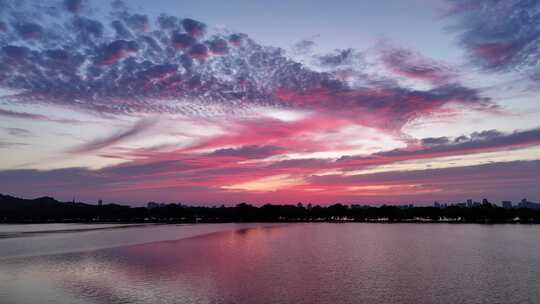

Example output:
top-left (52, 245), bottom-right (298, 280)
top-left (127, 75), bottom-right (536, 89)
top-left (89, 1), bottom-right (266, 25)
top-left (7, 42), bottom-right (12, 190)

top-left (1, 0), bottom-right (539, 205)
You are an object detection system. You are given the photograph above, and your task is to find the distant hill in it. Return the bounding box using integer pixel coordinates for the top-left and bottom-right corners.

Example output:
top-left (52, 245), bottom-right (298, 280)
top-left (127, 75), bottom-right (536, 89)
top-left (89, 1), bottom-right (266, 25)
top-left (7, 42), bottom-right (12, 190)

top-left (0, 194), bottom-right (142, 222)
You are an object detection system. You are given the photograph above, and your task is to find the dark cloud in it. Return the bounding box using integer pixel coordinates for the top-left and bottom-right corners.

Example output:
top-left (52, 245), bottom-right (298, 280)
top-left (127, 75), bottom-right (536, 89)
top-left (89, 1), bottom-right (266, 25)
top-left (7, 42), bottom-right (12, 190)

top-left (380, 128), bottom-right (540, 158)
top-left (139, 64), bottom-right (178, 79)
top-left (0, 167), bottom-right (109, 194)
top-left (123, 14), bottom-right (149, 32)
top-left (171, 32), bottom-right (196, 49)
top-left (111, 20), bottom-right (132, 38)
top-left (209, 38), bottom-right (229, 55)
top-left (64, 0), bottom-right (83, 13)
top-left (316, 49), bottom-right (360, 67)
top-left (209, 145), bottom-right (283, 159)
top-left (97, 39), bottom-right (138, 65)
top-left (446, 0), bottom-right (540, 81)
top-left (380, 46), bottom-right (454, 84)
top-left (469, 129), bottom-right (504, 141)
top-left (268, 158), bottom-right (332, 170)
top-left (13, 22), bottom-right (43, 39)
top-left (103, 159), bottom-right (192, 177)
top-left (421, 137), bottom-right (450, 146)
top-left (182, 18), bottom-right (206, 37)
top-left (188, 43), bottom-right (209, 60)
top-left (69, 119), bottom-right (156, 153)
top-left (228, 33), bottom-right (244, 46)
top-left (72, 17), bottom-right (104, 39)
top-left (45, 49), bottom-right (70, 61)
top-left (157, 14), bottom-right (179, 30)
top-left (111, 0), bottom-right (127, 10)
top-left (293, 39), bottom-right (316, 54)
top-left (416, 129), bottom-right (509, 150)
top-left (2, 45), bottom-right (29, 58)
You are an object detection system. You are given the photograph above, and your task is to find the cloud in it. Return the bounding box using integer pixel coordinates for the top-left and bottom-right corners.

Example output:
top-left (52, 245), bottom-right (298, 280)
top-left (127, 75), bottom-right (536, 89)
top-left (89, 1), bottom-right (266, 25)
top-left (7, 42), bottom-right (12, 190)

top-left (4, 127), bottom-right (31, 137)
top-left (181, 18), bottom-right (206, 37)
top-left (188, 43), bottom-right (209, 60)
top-left (97, 40), bottom-right (139, 65)
top-left (209, 38), bottom-right (229, 55)
top-left (171, 32), bottom-right (196, 49)
top-left (103, 159), bottom-right (193, 177)
top-left (339, 127), bottom-right (540, 168)
top-left (293, 39), bottom-right (316, 54)
top-left (380, 45), bottom-right (455, 84)
top-left (0, 108), bottom-right (81, 124)
top-left (64, 0), bottom-right (83, 13)
top-left (157, 14), bottom-right (179, 30)
top-left (445, 0), bottom-right (540, 82)
top-left (0, 0), bottom-right (493, 132)
top-left (209, 145), bottom-right (284, 159)
top-left (398, 128), bottom-right (540, 156)
top-left (0, 167), bottom-right (109, 193)
top-left (0, 141), bottom-right (27, 149)
top-left (0, 1), bottom-right (537, 204)
top-left (421, 137), bottom-right (450, 146)
top-left (307, 160), bottom-right (540, 201)
top-left (0, 108), bottom-right (49, 120)
top-left (69, 119), bottom-right (157, 153)
top-left (316, 49), bottom-right (362, 67)
top-left (2, 45), bottom-right (30, 58)
top-left (2, 158), bottom-right (539, 204)
top-left (72, 17), bottom-right (104, 40)
top-left (274, 83), bottom-right (491, 130)
top-left (123, 14), bottom-right (150, 32)
top-left (13, 22), bottom-right (43, 39)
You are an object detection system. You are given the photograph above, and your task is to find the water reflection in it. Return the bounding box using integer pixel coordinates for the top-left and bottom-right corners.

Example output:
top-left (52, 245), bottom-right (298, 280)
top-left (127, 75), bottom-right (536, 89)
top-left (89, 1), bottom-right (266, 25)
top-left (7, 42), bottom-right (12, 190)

top-left (2, 224), bottom-right (540, 304)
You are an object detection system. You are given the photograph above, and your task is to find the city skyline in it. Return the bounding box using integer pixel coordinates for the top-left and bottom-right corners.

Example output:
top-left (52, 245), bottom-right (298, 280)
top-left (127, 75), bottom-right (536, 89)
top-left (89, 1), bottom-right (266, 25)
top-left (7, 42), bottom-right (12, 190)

top-left (1, 0), bottom-right (540, 204)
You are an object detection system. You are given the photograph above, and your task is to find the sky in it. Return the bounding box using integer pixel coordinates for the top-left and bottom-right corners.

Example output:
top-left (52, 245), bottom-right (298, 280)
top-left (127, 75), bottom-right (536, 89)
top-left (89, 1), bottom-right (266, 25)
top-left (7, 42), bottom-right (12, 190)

top-left (1, 0), bottom-right (540, 205)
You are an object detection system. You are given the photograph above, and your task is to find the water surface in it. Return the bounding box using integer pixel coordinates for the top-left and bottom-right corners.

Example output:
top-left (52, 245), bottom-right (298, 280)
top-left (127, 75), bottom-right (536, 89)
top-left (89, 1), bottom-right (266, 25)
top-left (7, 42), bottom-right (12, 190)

top-left (1, 223), bottom-right (539, 304)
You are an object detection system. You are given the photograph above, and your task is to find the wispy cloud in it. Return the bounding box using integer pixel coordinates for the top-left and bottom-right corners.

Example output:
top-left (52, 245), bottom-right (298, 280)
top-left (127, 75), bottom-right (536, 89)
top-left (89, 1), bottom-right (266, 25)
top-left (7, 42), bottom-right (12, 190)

top-left (4, 127), bottom-right (32, 137)
top-left (69, 118), bottom-right (157, 153)
top-left (0, 108), bottom-right (81, 124)
top-left (0, 141), bottom-right (28, 149)
top-left (0, 108), bottom-right (49, 120)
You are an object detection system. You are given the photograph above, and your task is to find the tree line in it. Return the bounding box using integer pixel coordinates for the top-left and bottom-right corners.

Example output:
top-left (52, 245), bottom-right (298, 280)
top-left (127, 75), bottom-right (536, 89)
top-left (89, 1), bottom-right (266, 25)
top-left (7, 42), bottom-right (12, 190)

top-left (1, 193), bottom-right (540, 223)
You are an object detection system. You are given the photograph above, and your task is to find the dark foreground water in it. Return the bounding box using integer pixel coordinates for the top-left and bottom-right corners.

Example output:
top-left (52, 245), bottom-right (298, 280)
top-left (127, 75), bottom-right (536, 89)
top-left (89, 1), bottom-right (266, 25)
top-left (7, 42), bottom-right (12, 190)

top-left (1, 223), bottom-right (540, 304)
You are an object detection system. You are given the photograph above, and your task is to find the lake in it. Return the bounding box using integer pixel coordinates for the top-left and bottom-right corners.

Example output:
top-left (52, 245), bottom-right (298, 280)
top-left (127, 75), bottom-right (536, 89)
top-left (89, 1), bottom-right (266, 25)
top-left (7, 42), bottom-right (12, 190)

top-left (1, 223), bottom-right (539, 304)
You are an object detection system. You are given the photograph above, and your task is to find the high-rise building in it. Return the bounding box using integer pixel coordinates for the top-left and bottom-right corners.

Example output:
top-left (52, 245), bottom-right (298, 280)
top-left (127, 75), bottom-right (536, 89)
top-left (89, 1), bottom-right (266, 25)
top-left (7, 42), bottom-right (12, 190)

top-left (147, 202), bottom-right (159, 209)
top-left (518, 198), bottom-right (540, 209)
